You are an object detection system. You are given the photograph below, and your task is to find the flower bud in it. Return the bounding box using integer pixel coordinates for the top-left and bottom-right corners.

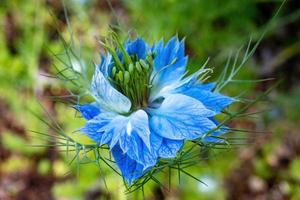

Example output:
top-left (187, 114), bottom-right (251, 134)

top-left (139, 59), bottom-right (148, 70)
top-left (117, 71), bottom-right (123, 82)
top-left (146, 55), bottom-right (153, 67)
top-left (135, 62), bottom-right (142, 73)
top-left (124, 71), bottom-right (130, 84)
top-left (128, 63), bottom-right (134, 74)
top-left (112, 66), bottom-right (117, 77)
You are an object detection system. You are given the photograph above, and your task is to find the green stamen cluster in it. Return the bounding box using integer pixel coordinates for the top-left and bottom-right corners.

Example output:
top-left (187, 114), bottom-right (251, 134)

top-left (102, 35), bottom-right (155, 111)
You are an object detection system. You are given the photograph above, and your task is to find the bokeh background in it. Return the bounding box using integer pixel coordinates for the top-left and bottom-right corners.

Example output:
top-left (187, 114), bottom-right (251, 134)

top-left (0, 0), bottom-right (300, 199)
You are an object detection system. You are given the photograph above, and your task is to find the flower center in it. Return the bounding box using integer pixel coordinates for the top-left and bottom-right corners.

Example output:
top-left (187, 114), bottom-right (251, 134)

top-left (102, 34), bottom-right (155, 111)
top-left (109, 54), bottom-right (155, 110)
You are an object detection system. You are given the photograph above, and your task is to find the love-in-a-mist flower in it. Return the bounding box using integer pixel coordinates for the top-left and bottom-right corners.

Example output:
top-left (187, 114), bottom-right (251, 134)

top-left (75, 34), bottom-right (234, 184)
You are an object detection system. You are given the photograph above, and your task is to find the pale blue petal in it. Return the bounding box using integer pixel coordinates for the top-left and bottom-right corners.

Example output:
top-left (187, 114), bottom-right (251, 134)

top-left (100, 130), bottom-right (114, 145)
top-left (97, 110), bottom-right (156, 169)
top-left (150, 62), bottom-right (200, 101)
top-left (158, 139), bottom-right (184, 158)
top-left (99, 110), bottom-right (151, 149)
top-left (203, 133), bottom-right (225, 143)
top-left (203, 118), bottom-right (228, 143)
top-left (149, 94), bottom-right (216, 140)
top-left (195, 83), bottom-right (216, 91)
top-left (80, 112), bottom-right (115, 144)
top-left (139, 146), bottom-right (157, 170)
top-left (97, 115), bottom-right (124, 148)
top-left (178, 82), bottom-right (216, 93)
top-left (182, 88), bottom-right (235, 113)
top-left (151, 37), bottom-right (188, 97)
top-left (91, 69), bottom-right (131, 114)
top-left (74, 103), bottom-right (101, 120)
top-left (123, 134), bottom-right (157, 170)
top-left (149, 130), bottom-right (163, 152)
top-left (173, 72), bottom-right (234, 113)
top-left (98, 53), bottom-right (114, 78)
top-left (150, 128), bottom-right (184, 159)
top-left (130, 110), bottom-right (152, 149)
top-left (154, 56), bottom-right (188, 87)
top-left (119, 132), bottom-right (139, 157)
top-left (80, 121), bottom-right (104, 143)
top-left (169, 68), bottom-right (216, 95)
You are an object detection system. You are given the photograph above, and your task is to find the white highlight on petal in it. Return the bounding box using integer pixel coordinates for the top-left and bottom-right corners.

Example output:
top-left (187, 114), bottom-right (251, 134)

top-left (126, 121), bottom-right (132, 136)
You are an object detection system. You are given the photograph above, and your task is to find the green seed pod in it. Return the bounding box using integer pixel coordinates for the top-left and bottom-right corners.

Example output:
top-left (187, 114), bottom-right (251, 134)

top-left (111, 32), bottom-right (132, 66)
top-left (139, 59), bottom-right (148, 70)
top-left (135, 62), bottom-right (142, 73)
top-left (124, 71), bottom-right (130, 84)
top-left (101, 39), bottom-right (124, 71)
top-left (112, 66), bottom-right (117, 77)
top-left (128, 63), bottom-right (134, 74)
top-left (117, 71), bottom-right (123, 82)
top-left (146, 56), bottom-right (154, 74)
top-left (146, 55), bottom-right (153, 67)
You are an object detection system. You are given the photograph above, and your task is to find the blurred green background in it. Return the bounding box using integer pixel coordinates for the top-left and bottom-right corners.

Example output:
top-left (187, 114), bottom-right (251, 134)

top-left (0, 0), bottom-right (300, 199)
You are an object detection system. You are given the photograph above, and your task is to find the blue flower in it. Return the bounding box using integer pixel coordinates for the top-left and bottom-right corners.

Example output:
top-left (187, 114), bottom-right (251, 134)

top-left (75, 36), bottom-right (234, 184)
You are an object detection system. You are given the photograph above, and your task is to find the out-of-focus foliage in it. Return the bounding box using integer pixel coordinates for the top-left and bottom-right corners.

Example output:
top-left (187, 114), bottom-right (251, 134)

top-left (125, 0), bottom-right (258, 60)
top-left (0, 0), bottom-right (299, 200)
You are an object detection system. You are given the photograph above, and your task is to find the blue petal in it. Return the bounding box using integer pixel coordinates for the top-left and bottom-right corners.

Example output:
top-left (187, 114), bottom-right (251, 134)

top-left (80, 112), bottom-right (115, 143)
top-left (149, 94), bottom-right (216, 140)
top-left (154, 56), bottom-right (188, 87)
top-left (74, 103), bottom-right (101, 120)
top-left (203, 118), bottom-right (228, 143)
top-left (195, 83), bottom-right (216, 91)
top-left (158, 37), bottom-right (178, 67)
top-left (150, 129), bottom-right (183, 158)
top-left (202, 132), bottom-right (225, 143)
top-left (153, 37), bottom-right (185, 71)
top-left (151, 38), bottom-right (164, 58)
top-left (176, 39), bottom-right (185, 59)
top-left (179, 82), bottom-right (216, 93)
top-left (158, 139), bottom-right (184, 158)
top-left (136, 143), bottom-right (157, 170)
top-left (171, 67), bottom-right (216, 94)
top-left (119, 132), bottom-right (139, 157)
top-left (149, 37), bottom-right (188, 100)
top-left (99, 110), bottom-right (150, 148)
top-left (91, 69), bottom-right (131, 114)
top-left (181, 87), bottom-right (235, 113)
top-left (151, 37), bottom-right (187, 88)
top-left (127, 110), bottom-right (152, 150)
top-left (125, 38), bottom-right (148, 60)
top-left (98, 110), bottom-right (157, 169)
top-left (112, 144), bottom-right (146, 185)
top-left (149, 131), bottom-right (163, 152)
top-left (173, 72), bottom-right (234, 113)
top-left (98, 53), bottom-right (114, 78)
top-left (80, 121), bottom-right (103, 142)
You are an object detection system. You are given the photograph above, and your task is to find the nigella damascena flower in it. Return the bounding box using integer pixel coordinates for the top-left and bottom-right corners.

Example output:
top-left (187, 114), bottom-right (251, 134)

top-left (75, 35), bottom-right (234, 184)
